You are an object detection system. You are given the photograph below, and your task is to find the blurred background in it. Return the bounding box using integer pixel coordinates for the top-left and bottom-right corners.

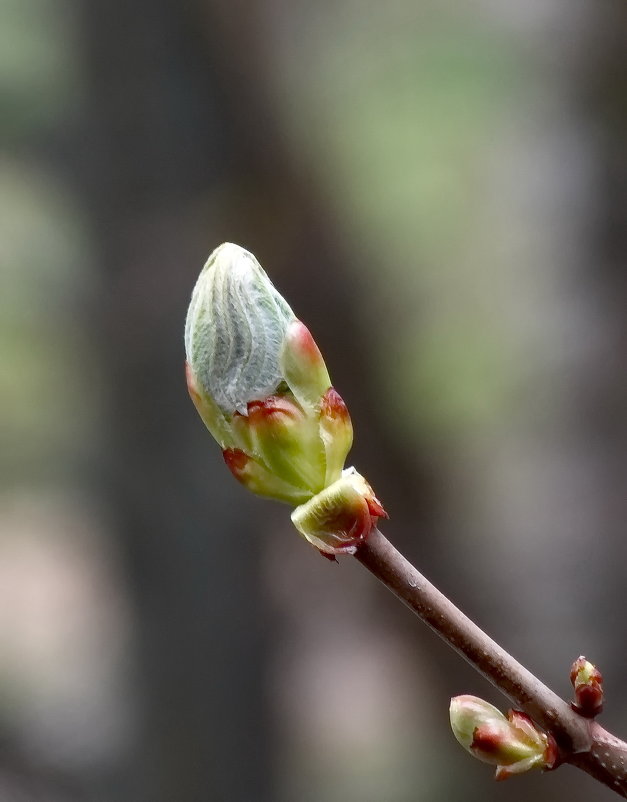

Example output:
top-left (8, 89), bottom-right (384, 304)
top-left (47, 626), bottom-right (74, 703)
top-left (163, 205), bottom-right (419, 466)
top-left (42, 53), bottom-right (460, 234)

top-left (1, 0), bottom-right (626, 800)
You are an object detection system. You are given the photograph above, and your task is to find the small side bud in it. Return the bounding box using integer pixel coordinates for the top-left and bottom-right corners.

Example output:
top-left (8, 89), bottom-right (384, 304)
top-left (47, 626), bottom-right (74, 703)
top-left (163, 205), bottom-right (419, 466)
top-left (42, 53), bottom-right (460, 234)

top-left (290, 468), bottom-right (386, 556)
top-left (570, 656), bottom-right (604, 718)
top-left (449, 695), bottom-right (557, 781)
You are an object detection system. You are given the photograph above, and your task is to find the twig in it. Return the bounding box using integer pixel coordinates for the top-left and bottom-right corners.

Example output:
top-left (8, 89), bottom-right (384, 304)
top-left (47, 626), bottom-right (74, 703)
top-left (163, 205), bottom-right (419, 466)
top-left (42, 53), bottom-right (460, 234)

top-left (355, 527), bottom-right (627, 796)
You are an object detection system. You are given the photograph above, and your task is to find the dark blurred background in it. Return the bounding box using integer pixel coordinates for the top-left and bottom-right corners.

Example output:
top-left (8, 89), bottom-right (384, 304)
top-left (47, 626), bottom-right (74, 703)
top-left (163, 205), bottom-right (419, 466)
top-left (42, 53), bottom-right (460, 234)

top-left (2, 1), bottom-right (627, 800)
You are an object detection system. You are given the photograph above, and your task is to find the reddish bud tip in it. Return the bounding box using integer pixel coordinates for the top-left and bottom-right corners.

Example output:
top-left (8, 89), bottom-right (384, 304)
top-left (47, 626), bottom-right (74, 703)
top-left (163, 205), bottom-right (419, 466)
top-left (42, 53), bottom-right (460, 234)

top-left (320, 387), bottom-right (350, 421)
top-left (288, 320), bottom-right (325, 363)
top-left (222, 447), bottom-right (250, 477)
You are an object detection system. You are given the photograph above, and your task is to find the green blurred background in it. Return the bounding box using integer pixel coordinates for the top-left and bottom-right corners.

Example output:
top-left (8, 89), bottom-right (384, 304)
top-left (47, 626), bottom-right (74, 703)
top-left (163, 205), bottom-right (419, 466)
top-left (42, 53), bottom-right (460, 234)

top-left (1, 1), bottom-right (626, 800)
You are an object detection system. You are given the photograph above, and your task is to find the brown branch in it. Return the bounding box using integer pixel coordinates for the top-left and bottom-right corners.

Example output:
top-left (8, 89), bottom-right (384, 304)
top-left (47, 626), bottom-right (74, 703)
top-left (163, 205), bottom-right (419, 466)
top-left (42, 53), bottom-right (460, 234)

top-left (354, 527), bottom-right (627, 797)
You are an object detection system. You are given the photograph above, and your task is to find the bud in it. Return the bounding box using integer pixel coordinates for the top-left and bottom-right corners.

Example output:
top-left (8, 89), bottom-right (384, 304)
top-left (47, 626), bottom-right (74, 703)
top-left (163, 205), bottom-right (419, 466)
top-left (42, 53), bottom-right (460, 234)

top-left (185, 242), bottom-right (295, 416)
top-left (570, 656), bottom-right (603, 718)
top-left (185, 243), bottom-right (365, 530)
top-left (449, 695), bottom-right (557, 781)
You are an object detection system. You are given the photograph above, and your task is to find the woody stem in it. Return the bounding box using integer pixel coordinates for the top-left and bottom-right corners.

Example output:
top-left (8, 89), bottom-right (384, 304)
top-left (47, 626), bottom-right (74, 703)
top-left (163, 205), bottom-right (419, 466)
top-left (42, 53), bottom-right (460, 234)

top-left (354, 527), bottom-right (627, 797)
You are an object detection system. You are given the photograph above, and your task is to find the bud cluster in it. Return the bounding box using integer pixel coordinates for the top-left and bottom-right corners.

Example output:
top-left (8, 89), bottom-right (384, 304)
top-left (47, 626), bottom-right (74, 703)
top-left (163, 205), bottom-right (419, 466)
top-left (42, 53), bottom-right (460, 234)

top-left (449, 695), bottom-right (557, 781)
top-left (185, 243), bottom-right (386, 555)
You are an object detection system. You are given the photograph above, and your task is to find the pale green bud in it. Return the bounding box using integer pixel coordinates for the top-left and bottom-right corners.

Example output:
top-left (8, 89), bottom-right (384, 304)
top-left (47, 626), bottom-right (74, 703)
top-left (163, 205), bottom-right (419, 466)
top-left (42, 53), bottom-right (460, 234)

top-left (449, 695), bottom-right (557, 781)
top-left (185, 242), bottom-right (295, 417)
